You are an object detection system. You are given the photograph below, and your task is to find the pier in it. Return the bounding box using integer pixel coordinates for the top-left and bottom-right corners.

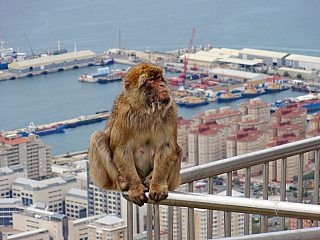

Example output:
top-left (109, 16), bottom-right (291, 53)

top-left (1, 111), bottom-right (111, 137)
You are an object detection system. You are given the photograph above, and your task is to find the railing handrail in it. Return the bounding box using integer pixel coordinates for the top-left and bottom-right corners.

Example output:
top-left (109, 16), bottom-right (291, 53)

top-left (180, 135), bottom-right (320, 184)
top-left (122, 191), bottom-right (320, 220)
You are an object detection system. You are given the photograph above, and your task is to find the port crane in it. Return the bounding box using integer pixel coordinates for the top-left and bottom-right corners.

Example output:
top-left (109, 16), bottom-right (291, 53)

top-left (179, 28), bottom-right (196, 79)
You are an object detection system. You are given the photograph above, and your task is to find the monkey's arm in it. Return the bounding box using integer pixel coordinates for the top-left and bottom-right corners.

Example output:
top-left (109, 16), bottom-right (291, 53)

top-left (149, 142), bottom-right (181, 201)
top-left (112, 141), bottom-right (148, 206)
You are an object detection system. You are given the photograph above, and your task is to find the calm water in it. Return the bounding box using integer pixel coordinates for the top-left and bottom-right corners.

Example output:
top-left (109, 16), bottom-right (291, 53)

top-left (1, 0), bottom-right (319, 155)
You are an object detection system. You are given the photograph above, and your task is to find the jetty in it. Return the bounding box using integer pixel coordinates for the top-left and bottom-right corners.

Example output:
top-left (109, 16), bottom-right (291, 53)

top-left (1, 111), bottom-right (111, 137)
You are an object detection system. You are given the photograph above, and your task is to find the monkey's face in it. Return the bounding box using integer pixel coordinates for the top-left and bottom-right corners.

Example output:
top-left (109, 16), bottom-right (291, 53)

top-left (145, 72), bottom-right (170, 103)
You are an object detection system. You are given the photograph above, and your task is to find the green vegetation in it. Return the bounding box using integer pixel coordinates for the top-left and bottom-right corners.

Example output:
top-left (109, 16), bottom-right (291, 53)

top-left (284, 71), bottom-right (289, 77)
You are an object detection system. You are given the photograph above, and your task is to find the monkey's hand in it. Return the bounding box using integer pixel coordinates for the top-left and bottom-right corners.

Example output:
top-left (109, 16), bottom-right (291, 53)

top-left (149, 183), bottom-right (169, 202)
top-left (128, 184), bottom-right (148, 207)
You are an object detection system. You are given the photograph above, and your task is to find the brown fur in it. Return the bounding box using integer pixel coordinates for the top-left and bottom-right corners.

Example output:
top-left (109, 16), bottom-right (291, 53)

top-left (89, 63), bottom-right (182, 206)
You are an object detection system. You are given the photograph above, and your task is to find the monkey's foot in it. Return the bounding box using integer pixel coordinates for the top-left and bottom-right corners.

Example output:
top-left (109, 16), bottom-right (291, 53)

top-left (141, 176), bottom-right (152, 189)
top-left (149, 183), bottom-right (168, 202)
top-left (128, 184), bottom-right (148, 207)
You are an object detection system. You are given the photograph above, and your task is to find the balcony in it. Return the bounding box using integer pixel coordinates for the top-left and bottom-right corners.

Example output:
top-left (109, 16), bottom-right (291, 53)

top-left (123, 135), bottom-right (320, 240)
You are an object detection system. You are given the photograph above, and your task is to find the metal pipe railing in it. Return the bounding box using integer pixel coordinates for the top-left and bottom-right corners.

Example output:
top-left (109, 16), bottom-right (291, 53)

top-left (124, 136), bottom-right (320, 239)
top-left (122, 191), bottom-right (320, 220)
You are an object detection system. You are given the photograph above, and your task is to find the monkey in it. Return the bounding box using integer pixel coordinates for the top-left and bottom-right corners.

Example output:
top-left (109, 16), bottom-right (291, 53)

top-left (89, 62), bottom-right (182, 206)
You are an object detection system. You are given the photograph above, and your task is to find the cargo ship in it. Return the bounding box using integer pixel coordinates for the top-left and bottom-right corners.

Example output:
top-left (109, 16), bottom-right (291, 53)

top-left (241, 86), bottom-right (265, 98)
top-left (78, 67), bottom-right (110, 82)
top-left (177, 96), bottom-right (209, 107)
top-left (0, 39), bottom-right (26, 70)
top-left (217, 90), bottom-right (243, 102)
top-left (18, 122), bottom-right (65, 137)
top-left (264, 82), bottom-right (289, 93)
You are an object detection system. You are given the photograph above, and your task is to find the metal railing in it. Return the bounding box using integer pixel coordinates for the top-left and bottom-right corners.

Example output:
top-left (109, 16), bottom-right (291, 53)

top-left (123, 135), bottom-right (320, 240)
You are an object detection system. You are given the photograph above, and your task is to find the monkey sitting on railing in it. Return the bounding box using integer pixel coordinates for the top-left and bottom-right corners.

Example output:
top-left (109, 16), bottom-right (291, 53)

top-left (89, 63), bottom-right (182, 206)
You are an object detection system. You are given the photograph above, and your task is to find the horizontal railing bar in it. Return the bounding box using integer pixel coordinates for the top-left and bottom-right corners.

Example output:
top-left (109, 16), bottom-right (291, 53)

top-left (213, 227), bottom-right (320, 240)
top-left (122, 191), bottom-right (320, 221)
top-left (180, 136), bottom-right (320, 184)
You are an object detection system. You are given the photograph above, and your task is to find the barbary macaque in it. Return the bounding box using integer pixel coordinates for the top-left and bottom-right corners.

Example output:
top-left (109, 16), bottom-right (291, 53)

top-left (89, 63), bottom-right (182, 206)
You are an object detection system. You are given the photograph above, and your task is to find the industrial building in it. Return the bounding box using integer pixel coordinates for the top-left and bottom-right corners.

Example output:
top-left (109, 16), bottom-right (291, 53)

top-left (8, 50), bottom-right (96, 73)
top-left (208, 68), bottom-right (267, 83)
top-left (239, 48), bottom-right (289, 67)
top-left (285, 54), bottom-right (320, 71)
top-left (277, 66), bottom-right (318, 80)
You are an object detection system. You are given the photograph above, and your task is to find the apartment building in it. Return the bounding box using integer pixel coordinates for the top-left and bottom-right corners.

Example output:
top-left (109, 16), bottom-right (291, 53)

top-left (65, 188), bottom-right (87, 220)
top-left (12, 205), bottom-right (106, 240)
top-left (271, 104), bottom-right (307, 137)
top-left (203, 108), bottom-right (242, 125)
top-left (179, 190), bottom-right (249, 239)
top-left (227, 128), bottom-right (269, 177)
top-left (0, 198), bottom-right (25, 226)
top-left (230, 115), bottom-right (266, 132)
top-left (268, 134), bottom-right (308, 182)
top-left (12, 176), bottom-right (78, 213)
top-left (268, 121), bottom-right (300, 138)
top-left (87, 215), bottom-right (127, 240)
top-left (0, 134), bottom-right (51, 180)
top-left (0, 165), bottom-right (26, 198)
top-left (177, 116), bottom-right (193, 162)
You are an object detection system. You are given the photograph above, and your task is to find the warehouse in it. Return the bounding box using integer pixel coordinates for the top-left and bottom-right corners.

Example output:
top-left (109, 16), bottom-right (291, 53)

top-left (285, 54), bottom-right (320, 71)
top-left (239, 48), bottom-right (289, 67)
top-left (277, 67), bottom-right (318, 80)
top-left (208, 48), bottom-right (240, 58)
top-left (208, 68), bottom-right (267, 83)
top-left (179, 51), bottom-right (219, 67)
top-left (8, 50), bottom-right (96, 73)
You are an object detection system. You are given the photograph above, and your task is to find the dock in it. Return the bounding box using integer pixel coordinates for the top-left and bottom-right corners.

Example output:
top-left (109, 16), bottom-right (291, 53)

top-left (1, 111), bottom-right (111, 137)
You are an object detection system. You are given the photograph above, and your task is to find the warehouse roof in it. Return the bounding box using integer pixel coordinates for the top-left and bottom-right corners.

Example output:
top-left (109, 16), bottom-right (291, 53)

top-left (9, 50), bottom-right (96, 68)
top-left (239, 48), bottom-right (288, 58)
top-left (278, 67), bottom-right (314, 74)
top-left (179, 53), bottom-right (219, 62)
top-left (219, 57), bottom-right (263, 66)
top-left (209, 48), bottom-right (240, 57)
top-left (286, 54), bottom-right (320, 64)
top-left (209, 68), bottom-right (263, 79)
top-left (195, 50), bottom-right (231, 59)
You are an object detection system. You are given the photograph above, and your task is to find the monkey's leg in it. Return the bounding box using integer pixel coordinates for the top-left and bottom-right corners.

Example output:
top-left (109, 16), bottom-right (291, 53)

top-left (141, 170), bottom-right (153, 189)
top-left (167, 144), bottom-right (182, 191)
top-left (89, 131), bottom-right (117, 190)
top-left (149, 144), bottom-right (182, 201)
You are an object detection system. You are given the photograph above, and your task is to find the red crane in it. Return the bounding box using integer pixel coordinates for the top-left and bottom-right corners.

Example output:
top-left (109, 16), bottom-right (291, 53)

top-left (179, 28), bottom-right (196, 78)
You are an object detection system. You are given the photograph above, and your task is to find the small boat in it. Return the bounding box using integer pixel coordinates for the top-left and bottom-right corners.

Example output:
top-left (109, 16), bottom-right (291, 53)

top-left (241, 85), bottom-right (266, 98)
top-left (78, 67), bottom-right (110, 82)
top-left (291, 85), bottom-right (318, 93)
top-left (98, 70), bottom-right (127, 84)
top-left (218, 90), bottom-right (243, 102)
top-left (18, 122), bottom-right (65, 137)
top-left (93, 56), bottom-right (114, 66)
top-left (264, 82), bottom-right (289, 93)
top-left (177, 96), bottom-right (209, 107)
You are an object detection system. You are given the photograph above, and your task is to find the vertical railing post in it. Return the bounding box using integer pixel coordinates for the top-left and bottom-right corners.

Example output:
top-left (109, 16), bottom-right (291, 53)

top-left (297, 153), bottom-right (304, 229)
top-left (127, 201), bottom-right (133, 240)
top-left (168, 206), bottom-right (173, 240)
top-left (207, 176), bottom-right (213, 239)
top-left (261, 162), bottom-right (269, 233)
top-left (154, 204), bottom-right (160, 240)
top-left (224, 172), bottom-right (232, 237)
top-left (314, 150), bottom-right (319, 227)
top-left (147, 203), bottom-right (153, 240)
top-left (188, 182), bottom-right (195, 240)
top-left (244, 167), bottom-right (251, 235)
top-left (280, 158), bottom-right (287, 231)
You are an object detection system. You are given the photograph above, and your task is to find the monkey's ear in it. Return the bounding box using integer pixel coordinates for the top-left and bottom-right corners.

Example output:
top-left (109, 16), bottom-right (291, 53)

top-left (124, 79), bottom-right (131, 91)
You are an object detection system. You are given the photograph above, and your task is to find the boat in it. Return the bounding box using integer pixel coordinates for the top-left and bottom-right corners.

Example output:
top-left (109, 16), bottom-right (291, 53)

top-left (177, 96), bottom-right (209, 107)
top-left (18, 122), bottom-right (65, 137)
top-left (93, 56), bottom-right (114, 66)
top-left (217, 90), bottom-right (243, 102)
top-left (264, 82), bottom-right (289, 93)
top-left (291, 85), bottom-right (318, 93)
top-left (241, 85), bottom-right (266, 98)
top-left (0, 39), bottom-right (26, 70)
top-left (98, 70), bottom-right (127, 84)
top-left (78, 67), bottom-right (110, 82)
